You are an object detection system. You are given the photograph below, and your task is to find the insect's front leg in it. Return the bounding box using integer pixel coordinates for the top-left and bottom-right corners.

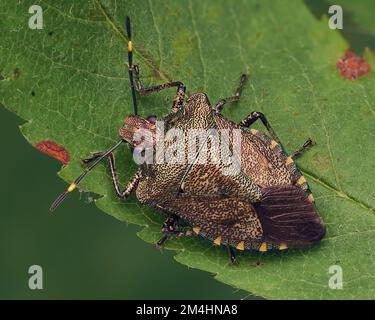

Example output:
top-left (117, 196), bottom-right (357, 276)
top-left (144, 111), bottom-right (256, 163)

top-left (156, 215), bottom-right (192, 249)
top-left (133, 64), bottom-right (186, 113)
top-left (82, 152), bottom-right (140, 198)
top-left (214, 74), bottom-right (248, 113)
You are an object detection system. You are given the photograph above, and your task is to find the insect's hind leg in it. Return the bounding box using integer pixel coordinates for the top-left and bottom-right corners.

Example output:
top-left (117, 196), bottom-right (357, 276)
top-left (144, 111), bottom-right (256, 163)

top-left (239, 111), bottom-right (283, 145)
top-left (82, 152), bottom-right (140, 198)
top-left (156, 215), bottom-right (193, 249)
top-left (291, 138), bottom-right (315, 160)
top-left (133, 64), bottom-right (186, 113)
top-left (214, 74), bottom-right (248, 113)
top-left (240, 112), bottom-right (315, 159)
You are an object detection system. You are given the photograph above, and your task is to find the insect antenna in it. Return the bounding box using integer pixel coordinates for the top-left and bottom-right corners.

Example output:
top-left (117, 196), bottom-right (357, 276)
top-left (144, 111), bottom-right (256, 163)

top-left (50, 17), bottom-right (139, 212)
top-left (125, 16), bottom-right (138, 115)
top-left (49, 139), bottom-right (123, 212)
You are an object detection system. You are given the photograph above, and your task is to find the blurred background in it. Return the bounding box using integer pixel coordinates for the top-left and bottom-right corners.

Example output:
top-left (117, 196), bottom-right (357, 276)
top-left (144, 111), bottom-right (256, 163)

top-left (0, 0), bottom-right (373, 300)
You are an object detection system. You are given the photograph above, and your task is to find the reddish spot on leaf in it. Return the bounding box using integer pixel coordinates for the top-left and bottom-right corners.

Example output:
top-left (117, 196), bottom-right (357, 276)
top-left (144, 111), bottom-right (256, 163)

top-left (35, 140), bottom-right (71, 165)
top-left (337, 50), bottom-right (371, 80)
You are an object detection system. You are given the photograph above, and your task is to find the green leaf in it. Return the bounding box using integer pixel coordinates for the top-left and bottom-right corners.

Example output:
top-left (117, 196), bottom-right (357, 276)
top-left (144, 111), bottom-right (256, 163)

top-left (1, 0), bottom-right (375, 299)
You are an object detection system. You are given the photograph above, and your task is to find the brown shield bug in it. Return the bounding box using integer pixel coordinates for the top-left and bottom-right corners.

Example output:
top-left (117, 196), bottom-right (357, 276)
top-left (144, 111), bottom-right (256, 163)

top-left (50, 17), bottom-right (325, 263)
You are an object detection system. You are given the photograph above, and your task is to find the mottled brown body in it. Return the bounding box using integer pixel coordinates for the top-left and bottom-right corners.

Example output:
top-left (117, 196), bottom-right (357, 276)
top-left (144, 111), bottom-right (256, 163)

top-left (126, 93), bottom-right (325, 251)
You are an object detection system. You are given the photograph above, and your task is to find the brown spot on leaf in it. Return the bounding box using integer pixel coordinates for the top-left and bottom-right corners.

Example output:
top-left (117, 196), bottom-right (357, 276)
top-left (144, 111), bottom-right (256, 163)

top-left (252, 260), bottom-right (263, 267)
top-left (337, 50), bottom-right (371, 80)
top-left (35, 140), bottom-right (71, 165)
top-left (13, 68), bottom-right (21, 79)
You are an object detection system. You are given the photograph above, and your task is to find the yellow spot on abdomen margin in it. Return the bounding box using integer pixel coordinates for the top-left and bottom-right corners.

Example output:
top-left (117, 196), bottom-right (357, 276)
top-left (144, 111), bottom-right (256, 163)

top-left (270, 140), bottom-right (278, 149)
top-left (259, 242), bottom-right (267, 252)
top-left (296, 176), bottom-right (307, 185)
top-left (236, 241), bottom-right (245, 251)
top-left (308, 194), bottom-right (315, 203)
top-left (250, 129), bottom-right (258, 135)
top-left (128, 40), bottom-right (133, 52)
top-left (286, 156), bottom-right (294, 165)
top-left (214, 236), bottom-right (222, 246)
top-left (192, 227), bottom-right (201, 234)
top-left (279, 243), bottom-right (288, 250)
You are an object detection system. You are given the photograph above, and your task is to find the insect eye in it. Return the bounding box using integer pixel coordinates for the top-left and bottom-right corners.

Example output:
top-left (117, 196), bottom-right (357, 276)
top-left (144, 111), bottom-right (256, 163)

top-left (146, 115), bottom-right (157, 124)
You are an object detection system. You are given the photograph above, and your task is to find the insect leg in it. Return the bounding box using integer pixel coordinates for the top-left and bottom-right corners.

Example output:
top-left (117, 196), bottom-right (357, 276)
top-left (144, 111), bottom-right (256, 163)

top-left (156, 215), bottom-right (192, 249)
top-left (103, 153), bottom-right (140, 198)
top-left (239, 111), bottom-right (282, 144)
top-left (291, 138), bottom-right (315, 160)
top-left (213, 74), bottom-right (248, 113)
top-left (227, 246), bottom-right (237, 264)
top-left (82, 151), bottom-right (140, 198)
top-left (81, 151), bottom-right (106, 164)
top-left (133, 64), bottom-right (186, 113)
top-left (81, 150), bottom-right (140, 198)
top-left (241, 112), bottom-right (315, 163)
top-left (155, 235), bottom-right (169, 249)
top-left (156, 216), bottom-right (178, 248)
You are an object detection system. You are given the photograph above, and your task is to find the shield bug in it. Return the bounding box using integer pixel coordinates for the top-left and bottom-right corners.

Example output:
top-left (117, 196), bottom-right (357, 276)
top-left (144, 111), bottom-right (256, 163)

top-left (50, 17), bottom-right (325, 263)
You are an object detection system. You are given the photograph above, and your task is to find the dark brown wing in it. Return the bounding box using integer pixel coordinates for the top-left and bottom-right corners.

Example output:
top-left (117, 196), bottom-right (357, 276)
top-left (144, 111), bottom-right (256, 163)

top-left (155, 186), bottom-right (324, 251)
top-left (161, 195), bottom-right (264, 250)
top-left (254, 185), bottom-right (325, 246)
